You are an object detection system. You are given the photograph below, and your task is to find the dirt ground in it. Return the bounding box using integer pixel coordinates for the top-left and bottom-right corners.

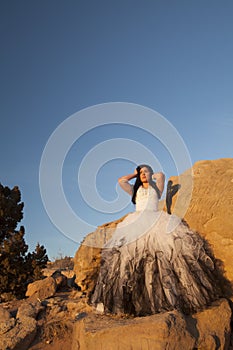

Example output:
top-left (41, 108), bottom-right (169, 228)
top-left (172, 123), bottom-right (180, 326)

top-left (29, 336), bottom-right (73, 350)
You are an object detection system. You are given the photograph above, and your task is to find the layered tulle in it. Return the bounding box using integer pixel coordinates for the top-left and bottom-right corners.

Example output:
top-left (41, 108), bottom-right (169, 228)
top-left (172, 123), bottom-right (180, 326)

top-left (91, 186), bottom-right (231, 315)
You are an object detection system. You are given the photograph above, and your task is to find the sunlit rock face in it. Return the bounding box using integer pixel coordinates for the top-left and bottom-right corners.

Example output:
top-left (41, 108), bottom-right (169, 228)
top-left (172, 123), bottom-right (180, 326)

top-left (169, 158), bottom-right (233, 282)
top-left (72, 159), bottom-right (233, 349)
top-left (71, 299), bottom-right (232, 350)
top-left (74, 216), bottom-right (127, 294)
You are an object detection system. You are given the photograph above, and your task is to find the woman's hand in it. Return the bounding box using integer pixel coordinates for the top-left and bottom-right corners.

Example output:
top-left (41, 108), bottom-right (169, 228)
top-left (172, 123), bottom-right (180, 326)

top-left (152, 172), bottom-right (165, 195)
top-left (152, 172), bottom-right (164, 180)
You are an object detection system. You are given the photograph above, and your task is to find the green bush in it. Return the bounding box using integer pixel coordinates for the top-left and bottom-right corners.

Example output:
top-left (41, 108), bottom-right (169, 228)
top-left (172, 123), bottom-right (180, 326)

top-left (0, 183), bottom-right (48, 300)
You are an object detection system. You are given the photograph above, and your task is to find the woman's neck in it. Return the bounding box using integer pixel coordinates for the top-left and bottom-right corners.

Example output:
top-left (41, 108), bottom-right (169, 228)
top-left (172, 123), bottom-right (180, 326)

top-left (142, 183), bottom-right (149, 189)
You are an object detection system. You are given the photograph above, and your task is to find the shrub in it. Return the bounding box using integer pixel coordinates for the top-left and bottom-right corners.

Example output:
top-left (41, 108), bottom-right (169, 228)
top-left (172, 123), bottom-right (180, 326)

top-left (0, 183), bottom-right (48, 300)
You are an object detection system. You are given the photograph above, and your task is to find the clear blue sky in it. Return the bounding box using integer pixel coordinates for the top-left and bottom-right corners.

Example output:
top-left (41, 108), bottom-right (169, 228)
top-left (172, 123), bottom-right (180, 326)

top-left (1, 0), bottom-right (233, 259)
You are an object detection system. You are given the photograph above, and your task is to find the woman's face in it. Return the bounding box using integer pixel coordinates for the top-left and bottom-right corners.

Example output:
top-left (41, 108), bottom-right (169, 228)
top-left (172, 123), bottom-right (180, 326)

top-left (139, 167), bottom-right (151, 183)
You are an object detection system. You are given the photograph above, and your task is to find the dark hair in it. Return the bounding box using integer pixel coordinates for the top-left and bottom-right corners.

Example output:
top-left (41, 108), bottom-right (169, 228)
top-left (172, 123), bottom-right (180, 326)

top-left (131, 164), bottom-right (161, 204)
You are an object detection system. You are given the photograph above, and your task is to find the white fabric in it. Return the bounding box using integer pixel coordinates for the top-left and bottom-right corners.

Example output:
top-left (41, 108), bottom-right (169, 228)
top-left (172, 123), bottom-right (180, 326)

top-left (92, 184), bottom-right (225, 315)
top-left (105, 185), bottom-right (180, 248)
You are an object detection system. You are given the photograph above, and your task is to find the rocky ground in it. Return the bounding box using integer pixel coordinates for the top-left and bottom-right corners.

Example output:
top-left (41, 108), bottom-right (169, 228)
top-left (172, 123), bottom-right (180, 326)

top-left (1, 158), bottom-right (233, 349)
top-left (0, 280), bottom-right (233, 350)
top-left (0, 287), bottom-right (84, 350)
top-left (28, 290), bottom-right (78, 350)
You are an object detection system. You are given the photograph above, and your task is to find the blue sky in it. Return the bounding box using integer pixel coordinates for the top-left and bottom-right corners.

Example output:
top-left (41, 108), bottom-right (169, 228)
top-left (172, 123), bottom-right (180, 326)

top-left (1, 0), bottom-right (233, 259)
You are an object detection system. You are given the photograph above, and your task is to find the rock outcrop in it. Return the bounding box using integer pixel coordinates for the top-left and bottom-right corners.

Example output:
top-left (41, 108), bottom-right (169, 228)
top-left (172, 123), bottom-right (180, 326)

top-left (26, 276), bottom-right (57, 300)
top-left (74, 216), bottom-right (127, 294)
top-left (190, 299), bottom-right (232, 349)
top-left (169, 158), bottom-right (233, 282)
top-left (0, 307), bottom-right (15, 335)
top-left (72, 158), bottom-right (233, 349)
top-left (71, 299), bottom-right (232, 350)
top-left (25, 269), bottom-right (74, 301)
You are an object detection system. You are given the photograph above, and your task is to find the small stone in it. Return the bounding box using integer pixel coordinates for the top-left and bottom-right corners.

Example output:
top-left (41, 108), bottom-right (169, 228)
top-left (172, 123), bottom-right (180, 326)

top-left (96, 302), bottom-right (104, 314)
top-left (75, 312), bottom-right (87, 320)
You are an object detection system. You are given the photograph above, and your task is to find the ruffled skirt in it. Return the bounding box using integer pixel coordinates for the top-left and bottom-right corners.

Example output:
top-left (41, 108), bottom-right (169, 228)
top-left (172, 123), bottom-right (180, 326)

top-left (91, 211), bottom-right (230, 315)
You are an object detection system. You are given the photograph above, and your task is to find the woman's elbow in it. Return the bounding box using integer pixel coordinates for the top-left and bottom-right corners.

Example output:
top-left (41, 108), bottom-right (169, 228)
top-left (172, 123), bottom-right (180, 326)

top-left (158, 172), bottom-right (165, 180)
top-left (118, 177), bottom-right (125, 184)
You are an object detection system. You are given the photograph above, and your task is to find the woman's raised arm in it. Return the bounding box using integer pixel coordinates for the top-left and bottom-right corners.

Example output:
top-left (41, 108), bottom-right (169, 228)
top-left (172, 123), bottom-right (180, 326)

top-left (152, 172), bottom-right (165, 196)
top-left (118, 171), bottom-right (137, 196)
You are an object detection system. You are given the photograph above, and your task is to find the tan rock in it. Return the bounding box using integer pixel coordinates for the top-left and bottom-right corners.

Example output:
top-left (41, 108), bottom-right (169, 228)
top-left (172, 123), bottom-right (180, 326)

top-left (48, 304), bottom-right (63, 318)
top-left (74, 216), bottom-right (126, 293)
top-left (26, 276), bottom-right (57, 300)
top-left (0, 307), bottom-right (15, 335)
top-left (193, 299), bottom-right (231, 350)
top-left (0, 306), bottom-right (11, 321)
top-left (51, 270), bottom-right (68, 289)
top-left (0, 299), bottom-right (44, 349)
top-left (66, 299), bottom-right (93, 318)
top-left (16, 299), bottom-right (41, 320)
top-left (0, 316), bottom-right (37, 350)
top-left (72, 310), bottom-right (196, 350)
top-left (168, 158), bottom-right (233, 282)
top-left (0, 318), bottom-right (15, 335)
top-left (71, 299), bottom-right (231, 350)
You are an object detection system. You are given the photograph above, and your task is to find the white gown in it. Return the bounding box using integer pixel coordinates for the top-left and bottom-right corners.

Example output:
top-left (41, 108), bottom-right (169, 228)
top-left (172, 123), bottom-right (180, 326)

top-left (91, 185), bottom-right (229, 315)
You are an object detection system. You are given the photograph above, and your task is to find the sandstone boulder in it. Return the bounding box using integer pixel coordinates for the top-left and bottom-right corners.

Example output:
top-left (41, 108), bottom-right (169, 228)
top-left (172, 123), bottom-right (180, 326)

top-left (168, 158), bottom-right (233, 282)
top-left (0, 307), bottom-right (15, 335)
top-left (66, 299), bottom-right (93, 318)
top-left (72, 311), bottom-right (195, 350)
top-left (192, 298), bottom-right (231, 349)
top-left (26, 276), bottom-right (57, 300)
top-left (74, 216), bottom-right (126, 293)
top-left (0, 306), bottom-right (11, 320)
top-left (71, 299), bottom-right (231, 350)
top-left (0, 316), bottom-right (37, 350)
top-left (16, 299), bottom-right (41, 320)
top-left (0, 318), bottom-right (15, 336)
top-left (51, 270), bottom-right (68, 289)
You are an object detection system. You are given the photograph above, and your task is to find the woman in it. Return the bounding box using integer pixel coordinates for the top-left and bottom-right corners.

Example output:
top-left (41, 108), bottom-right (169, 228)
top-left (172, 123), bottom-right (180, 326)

top-left (91, 165), bottom-right (230, 316)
